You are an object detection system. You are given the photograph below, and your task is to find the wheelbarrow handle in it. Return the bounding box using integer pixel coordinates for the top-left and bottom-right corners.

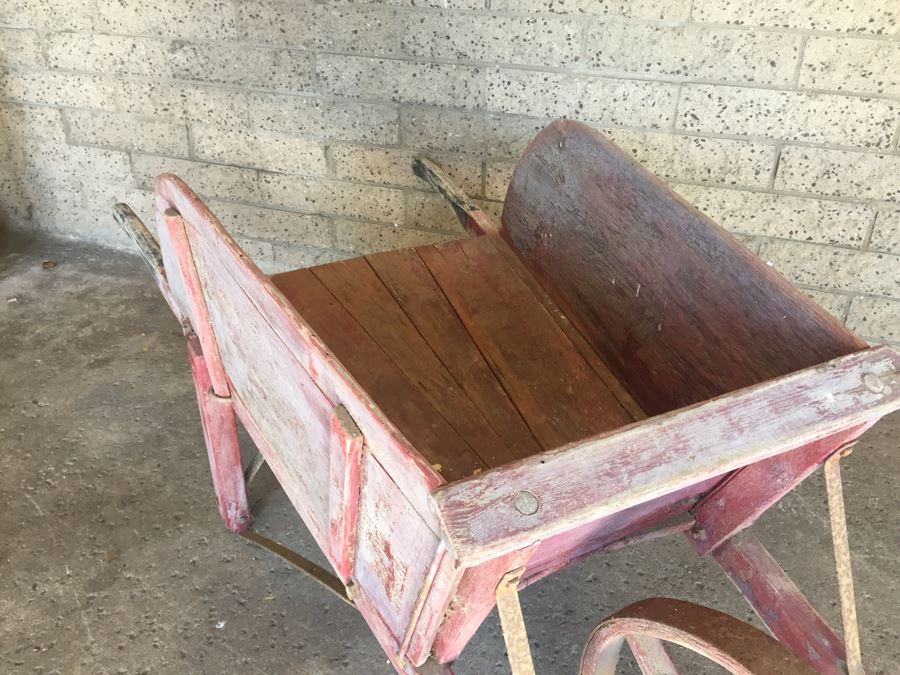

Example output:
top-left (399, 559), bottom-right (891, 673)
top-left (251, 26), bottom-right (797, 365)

top-left (113, 202), bottom-right (164, 277)
top-left (412, 157), bottom-right (497, 236)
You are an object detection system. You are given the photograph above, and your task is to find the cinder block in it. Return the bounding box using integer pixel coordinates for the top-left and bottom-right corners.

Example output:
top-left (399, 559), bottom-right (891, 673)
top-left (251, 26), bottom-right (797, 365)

top-left (402, 11), bottom-right (581, 67)
top-left (692, 0), bottom-right (900, 35)
top-left (168, 42), bottom-right (315, 91)
top-left (0, 70), bottom-right (118, 111)
top-left (0, 103), bottom-right (66, 143)
top-left (800, 37), bottom-right (900, 98)
top-left (131, 155), bottom-right (262, 203)
top-left (271, 244), bottom-right (348, 273)
top-left (240, 2), bottom-right (404, 55)
top-left (330, 144), bottom-right (482, 194)
top-left (402, 108), bottom-right (548, 159)
top-left (758, 238), bottom-right (900, 298)
top-left (192, 124), bottom-right (328, 176)
top-left (249, 93), bottom-right (399, 145)
top-left (803, 289), bottom-right (850, 322)
top-left (492, 0), bottom-right (691, 20)
top-left (34, 202), bottom-right (132, 247)
top-left (484, 162), bottom-right (515, 201)
top-left (81, 182), bottom-right (157, 225)
top-left (678, 85), bottom-right (897, 149)
top-left (674, 184), bottom-right (874, 246)
top-left (0, 0), bottom-right (92, 30)
top-left (486, 68), bottom-right (677, 129)
top-left (19, 142), bottom-right (132, 185)
top-left (775, 147), bottom-right (900, 201)
top-left (334, 220), bottom-right (453, 255)
top-left (66, 110), bottom-right (190, 157)
top-left (317, 55), bottom-right (481, 108)
top-left (204, 200), bottom-right (334, 247)
top-left (233, 236), bottom-right (275, 271)
top-left (118, 81), bottom-right (250, 127)
top-left (0, 28), bottom-right (44, 67)
top-left (259, 173), bottom-right (404, 223)
top-left (846, 295), bottom-right (900, 342)
top-left (586, 23), bottom-right (800, 85)
top-left (46, 33), bottom-right (171, 77)
top-left (403, 191), bottom-right (469, 232)
top-left (870, 207), bottom-right (900, 254)
top-left (96, 0), bottom-right (237, 39)
top-left (607, 130), bottom-right (776, 188)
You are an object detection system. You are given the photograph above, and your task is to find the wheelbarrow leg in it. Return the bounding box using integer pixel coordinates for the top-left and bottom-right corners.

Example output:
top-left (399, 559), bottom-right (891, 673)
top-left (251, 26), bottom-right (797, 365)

top-left (496, 568), bottom-right (536, 675)
top-left (187, 334), bottom-right (252, 533)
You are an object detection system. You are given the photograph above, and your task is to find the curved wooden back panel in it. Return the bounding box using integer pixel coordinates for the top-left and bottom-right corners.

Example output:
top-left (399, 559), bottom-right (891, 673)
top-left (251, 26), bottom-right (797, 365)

top-left (500, 120), bottom-right (866, 416)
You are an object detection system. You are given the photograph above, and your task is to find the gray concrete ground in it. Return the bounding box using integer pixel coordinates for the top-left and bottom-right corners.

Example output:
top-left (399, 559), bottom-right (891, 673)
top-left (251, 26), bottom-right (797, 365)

top-left (1, 230), bottom-right (897, 675)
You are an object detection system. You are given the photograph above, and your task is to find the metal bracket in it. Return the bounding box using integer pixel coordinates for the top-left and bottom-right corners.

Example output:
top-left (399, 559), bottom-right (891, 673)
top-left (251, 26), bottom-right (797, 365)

top-left (496, 567), bottom-right (536, 675)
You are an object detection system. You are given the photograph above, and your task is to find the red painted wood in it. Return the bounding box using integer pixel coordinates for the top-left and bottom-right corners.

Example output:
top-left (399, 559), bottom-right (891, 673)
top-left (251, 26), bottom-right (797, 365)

top-left (710, 535), bottom-right (847, 674)
top-left (404, 546), bottom-right (464, 666)
top-left (328, 406), bottom-right (364, 582)
top-left (501, 120), bottom-right (866, 417)
top-left (627, 635), bottom-right (678, 674)
top-left (433, 346), bottom-right (900, 566)
top-left (186, 335), bottom-right (250, 533)
top-left (690, 423), bottom-right (873, 555)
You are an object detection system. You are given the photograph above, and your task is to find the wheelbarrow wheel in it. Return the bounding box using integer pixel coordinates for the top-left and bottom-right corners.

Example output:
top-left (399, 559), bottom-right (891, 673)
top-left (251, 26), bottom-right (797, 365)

top-left (579, 597), bottom-right (817, 675)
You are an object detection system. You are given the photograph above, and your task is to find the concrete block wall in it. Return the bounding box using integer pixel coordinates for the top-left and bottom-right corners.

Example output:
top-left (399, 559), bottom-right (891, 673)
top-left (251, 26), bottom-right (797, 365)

top-left (0, 0), bottom-right (898, 343)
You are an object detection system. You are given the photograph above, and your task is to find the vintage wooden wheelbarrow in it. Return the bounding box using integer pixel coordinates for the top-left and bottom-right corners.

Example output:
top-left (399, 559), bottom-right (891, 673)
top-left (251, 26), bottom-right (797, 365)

top-left (115, 120), bottom-right (899, 674)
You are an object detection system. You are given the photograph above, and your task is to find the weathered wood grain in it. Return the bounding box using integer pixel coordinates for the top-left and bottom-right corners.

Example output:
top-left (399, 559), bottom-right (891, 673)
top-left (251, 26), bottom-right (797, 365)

top-left (501, 120), bottom-right (867, 416)
top-left (710, 535), bottom-right (847, 674)
top-left (433, 346), bottom-right (900, 565)
top-left (328, 405), bottom-right (364, 582)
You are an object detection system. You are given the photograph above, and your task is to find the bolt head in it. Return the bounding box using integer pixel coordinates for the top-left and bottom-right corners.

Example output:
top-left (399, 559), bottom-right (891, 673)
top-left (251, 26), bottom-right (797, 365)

top-left (862, 372), bottom-right (885, 393)
top-left (514, 490), bottom-right (540, 515)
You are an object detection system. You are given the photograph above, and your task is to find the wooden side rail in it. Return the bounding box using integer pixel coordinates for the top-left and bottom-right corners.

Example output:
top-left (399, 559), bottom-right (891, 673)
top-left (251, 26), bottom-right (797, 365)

top-left (431, 346), bottom-right (900, 566)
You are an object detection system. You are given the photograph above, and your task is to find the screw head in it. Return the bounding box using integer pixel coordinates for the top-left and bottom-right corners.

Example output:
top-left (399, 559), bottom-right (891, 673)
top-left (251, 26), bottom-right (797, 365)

top-left (862, 372), bottom-right (885, 393)
top-left (514, 490), bottom-right (540, 515)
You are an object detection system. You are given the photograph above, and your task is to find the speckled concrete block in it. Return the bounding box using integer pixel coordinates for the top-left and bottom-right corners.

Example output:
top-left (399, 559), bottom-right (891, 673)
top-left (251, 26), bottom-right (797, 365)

top-left (96, 0), bottom-right (237, 39)
top-left (759, 239), bottom-right (900, 298)
top-left (607, 130), bottom-right (776, 188)
top-left (233, 236), bottom-right (275, 271)
top-left (847, 296), bottom-right (900, 342)
top-left (486, 69), bottom-right (677, 129)
top-left (803, 288), bottom-right (851, 322)
top-left (800, 37), bottom-right (900, 98)
top-left (402, 108), bottom-right (548, 159)
top-left (168, 42), bottom-right (316, 91)
top-left (485, 162), bottom-right (516, 201)
top-left (0, 28), bottom-right (44, 67)
top-left (870, 207), bottom-right (900, 254)
top-left (674, 185), bottom-right (874, 246)
top-left (0, 0), bottom-right (92, 30)
top-left (271, 243), bottom-right (348, 273)
top-left (402, 11), bottom-right (582, 67)
top-left (240, 2), bottom-right (404, 55)
top-left (0, 103), bottom-right (66, 144)
top-left (678, 85), bottom-right (898, 149)
top-left (330, 144), bottom-right (482, 193)
top-left (492, 0), bottom-right (691, 20)
top-left (66, 110), bottom-right (190, 158)
top-left (403, 190), bottom-right (469, 231)
top-left (317, 55), bottom-right (481, 108)
top-left (586, 23), bottom-right (801, 85)
top-left (692, 0), bottom-right (900, 35)
top-left (45, 33), bottom-right (171, 78)
top-left (20, 142), bottom-right (132, 186)
top-left (249, 93), bottom-right (398, 145)
top-left (131, 155), bottom-right (262, 204)
top-left (118, 81), bottom-right (249, 127)
top-left (204, 200), bottom-right (334, 248)
top-left (80, 182), bottom-right (157, 229)
top-left (0, 71), bottom-right (118, 111)
top-left (259, 173), bottom-right (404, 223)
top-left (192, 125), bottom-right (328, 177)
top-left (334, 220), bottom-right (453, 255)
top-left (775, 147), bottom-right (900, 202)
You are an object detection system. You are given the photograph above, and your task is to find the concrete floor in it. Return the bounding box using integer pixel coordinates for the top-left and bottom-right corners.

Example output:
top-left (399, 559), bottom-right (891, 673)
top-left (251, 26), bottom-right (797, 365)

top-left (1, 230), bottom-right (897, 675)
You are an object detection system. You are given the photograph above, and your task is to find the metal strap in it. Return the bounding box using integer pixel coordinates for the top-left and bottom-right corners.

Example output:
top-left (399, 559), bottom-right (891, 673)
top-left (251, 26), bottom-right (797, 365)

top-left (823, 447), bottom-right (864, 675)
top-left (496, 567), bottom-right (536, 675)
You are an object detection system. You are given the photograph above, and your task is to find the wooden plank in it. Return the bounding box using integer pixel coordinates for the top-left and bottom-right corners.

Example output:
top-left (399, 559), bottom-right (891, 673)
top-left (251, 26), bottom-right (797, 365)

top-left (154, 174), bottom-right (445, 523)
top-left (404, 546), bottom-right (465, 666)
top-left (311, 256), bottom-right (523, 468)
top-left (186, 335), bottom-right (251, 533)
top-left (710, 535), bottom-right (847, 674)
top-left (690, 423), bottom-right (873, 556)
top-left (272, 266), bottom-right (488, 482)
top-left (328, 405), bottom-right (365, 582)
top-left (432, 346), bottom-right (900, 566)
top-left (417, 235), bottom-right (634, 450)
top-left (501, 120), bottom-right (867, 416)
top-left (366, 248), bottom-right (544, 462)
